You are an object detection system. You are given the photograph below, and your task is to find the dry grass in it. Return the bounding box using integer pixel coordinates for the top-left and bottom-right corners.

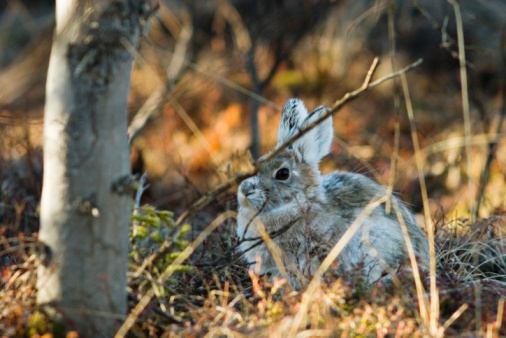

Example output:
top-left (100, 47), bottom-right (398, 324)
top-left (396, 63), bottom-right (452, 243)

top-left (0, 219), bottom-right (504, 336)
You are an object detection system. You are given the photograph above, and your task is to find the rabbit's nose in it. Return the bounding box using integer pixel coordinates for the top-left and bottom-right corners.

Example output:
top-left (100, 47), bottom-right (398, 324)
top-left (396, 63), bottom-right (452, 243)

top-left (240, 178), bottom-right (256, 196)
top-left (239, 176), bottom-right (258, 196)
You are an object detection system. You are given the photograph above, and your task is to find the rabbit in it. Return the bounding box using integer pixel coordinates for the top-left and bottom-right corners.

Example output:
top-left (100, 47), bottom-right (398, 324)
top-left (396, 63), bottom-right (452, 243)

top-left (236, 98), bottom-right (429, 288)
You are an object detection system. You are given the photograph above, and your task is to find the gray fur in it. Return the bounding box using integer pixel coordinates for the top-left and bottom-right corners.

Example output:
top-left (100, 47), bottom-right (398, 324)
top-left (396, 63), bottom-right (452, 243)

top-left (237, 98), bottom-right (429, 287)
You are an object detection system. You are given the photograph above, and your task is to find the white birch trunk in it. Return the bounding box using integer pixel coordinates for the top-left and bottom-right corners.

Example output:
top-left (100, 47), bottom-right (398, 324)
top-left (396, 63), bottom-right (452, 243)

top-left (37, 0), bottom-right (144, 335)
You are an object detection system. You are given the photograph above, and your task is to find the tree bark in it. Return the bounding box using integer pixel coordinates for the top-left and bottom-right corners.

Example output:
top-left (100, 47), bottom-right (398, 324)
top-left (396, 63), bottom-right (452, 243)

top-left (37, 0), bottom-right (145, 335)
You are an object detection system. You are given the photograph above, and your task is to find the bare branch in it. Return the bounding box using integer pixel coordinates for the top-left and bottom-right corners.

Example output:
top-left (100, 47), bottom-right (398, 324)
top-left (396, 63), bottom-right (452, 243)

top-left (128, 6), bottom-right (192, 145)
top-left (447, 0), bottom-right (474, 222)
top-left (258, 57), bottom-right (422, 165)
top-left (128, 88), bottom-right (166, 145)
top-left (132, 172), bottom-right (149, 233)
top-left (475, 23), bottom-right (506, 218)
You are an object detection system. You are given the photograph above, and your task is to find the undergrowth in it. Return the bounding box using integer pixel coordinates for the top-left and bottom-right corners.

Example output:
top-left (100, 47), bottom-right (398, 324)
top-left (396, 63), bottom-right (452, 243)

top-left (0, 204), bottom-right (505, 337)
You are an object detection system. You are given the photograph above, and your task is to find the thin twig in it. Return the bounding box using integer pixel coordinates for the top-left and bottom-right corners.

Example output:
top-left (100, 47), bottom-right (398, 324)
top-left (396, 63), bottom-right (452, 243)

top-left (475, 24), bottom-right (506, 218)
top-left (447, 0), bottom-right (474, 219)
top-left (411, 0), bottom-right (441, 30)
top-left (132, 173), bottom-right (148, 220)
top-left (128, 7), bottom-right (192, 145)
top-left (495, 298), bottom-right (505, 333)
top-left (385, 0), bottom-right (401, 215)
top-left (246, 44), bottom-right (261, 159)
top-left (259, 58), bottom-right (422, 165)
top-left (441, 303), bottom-right (469, 333)
top-left (413, 0), bottom-right (475, 68)
top-left (401, 72), bottom-right (439, 336)
top-left (124, 35), bottom-right (227, 176)
top-left (448, 1), bottom-right (478, 332)
top-left (392, 201), bottom-right (430, 327)
top-left (128, 89), bottom-right (167, 145)
top-left (144, 37), bottom-right (280, 109)
top-left (130, 172), bottom-right (149, 261)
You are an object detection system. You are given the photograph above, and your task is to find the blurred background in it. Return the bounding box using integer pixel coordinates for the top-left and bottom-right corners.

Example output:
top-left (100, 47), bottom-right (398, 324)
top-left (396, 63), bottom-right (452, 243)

top-left (2, 0), bottom-right (506, 237)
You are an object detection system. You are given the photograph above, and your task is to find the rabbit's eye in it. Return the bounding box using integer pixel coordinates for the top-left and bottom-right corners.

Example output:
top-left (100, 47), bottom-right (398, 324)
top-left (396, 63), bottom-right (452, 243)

top-left (275, 168), bottom-right (290, 180)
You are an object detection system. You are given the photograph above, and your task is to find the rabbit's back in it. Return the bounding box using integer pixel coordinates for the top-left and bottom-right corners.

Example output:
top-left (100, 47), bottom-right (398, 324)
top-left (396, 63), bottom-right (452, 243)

top-left (321, 171), bottom-right (429, 279)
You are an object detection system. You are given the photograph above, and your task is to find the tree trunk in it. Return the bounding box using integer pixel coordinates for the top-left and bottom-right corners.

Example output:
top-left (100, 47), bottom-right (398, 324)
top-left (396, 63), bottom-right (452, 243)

top-left (37, 1), bottom-right (145, 335)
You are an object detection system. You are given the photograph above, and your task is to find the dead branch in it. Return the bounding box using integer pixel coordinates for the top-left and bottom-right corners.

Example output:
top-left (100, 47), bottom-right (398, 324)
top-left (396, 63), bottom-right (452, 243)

top-left (131, 172), bottom-right (149, 261)
top-left (258, 57), bottom-right (423, 164)
top-left (385, 0), bottom-right (401, 215)
top-left (412, 0), bottom-right (476, 67)
top-left (475, 23), bottom-right (506, 218)
top-left (246, 45), bottom-right (262, 159)
top-left (128, 6), bottom-right (192, 145)
top-left (448, 0), bottom-right (474, 222)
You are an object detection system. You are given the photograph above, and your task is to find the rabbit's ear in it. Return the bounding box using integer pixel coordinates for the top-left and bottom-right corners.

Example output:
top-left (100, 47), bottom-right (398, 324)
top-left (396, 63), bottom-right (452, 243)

top-left (277, 99), bottom-right (309, 147)
top-left (293, 105), bottom-right (333, 164)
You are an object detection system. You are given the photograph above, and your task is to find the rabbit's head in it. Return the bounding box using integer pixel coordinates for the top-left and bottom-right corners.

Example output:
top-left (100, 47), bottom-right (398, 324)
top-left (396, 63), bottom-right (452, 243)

top-left (238, 99), bottom-right (333, 220)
